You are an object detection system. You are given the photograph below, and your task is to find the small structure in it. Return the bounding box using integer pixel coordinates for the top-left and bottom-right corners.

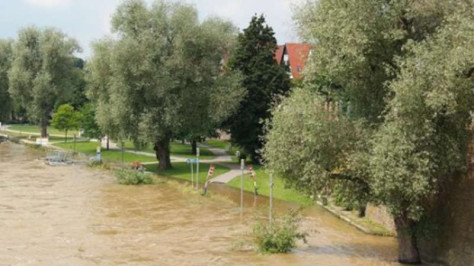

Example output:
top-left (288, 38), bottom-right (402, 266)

top-left (36, 137), bottom-right (49, 146)
top-left (45, 150), bottom-right (72, 166)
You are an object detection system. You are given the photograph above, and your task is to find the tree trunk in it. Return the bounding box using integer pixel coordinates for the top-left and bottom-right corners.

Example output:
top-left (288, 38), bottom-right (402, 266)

top-left (394, 213), bottom-right (421, 264)
top-left (106, 136), bottom-right (110, 151)
top-left (39, 112), bottom-right (48, 138)
top-left (40, 125), bottom-right (47, 138)
top-left (358, 202), bottom-right (367, 218)
top-left (65, 130), bottom-right (68, 143)
top-left (154, 137), bottom-right (172, 170)
top-left (191, 139), bottom-right (197, 155)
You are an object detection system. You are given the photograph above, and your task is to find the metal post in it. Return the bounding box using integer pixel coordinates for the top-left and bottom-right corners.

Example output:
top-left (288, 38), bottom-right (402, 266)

top-left (269, 173), bottom-right (274, 224)
top-left (191, 159), bottom-right (194, 185)
top-left (96, 146), bottom-right (102, 164)
top-left (196, 148), bottom-right (200, 189)
top-left (240, 158), bottom-right (245, 214)
top-left (121, 141), bottom-right (124, 169)
top-left (73, 134), bottom-right (76, 153)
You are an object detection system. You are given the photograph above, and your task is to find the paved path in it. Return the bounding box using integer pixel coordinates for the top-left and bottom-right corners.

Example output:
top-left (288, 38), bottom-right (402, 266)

top-left (101, 140), bottom-right (247, 184)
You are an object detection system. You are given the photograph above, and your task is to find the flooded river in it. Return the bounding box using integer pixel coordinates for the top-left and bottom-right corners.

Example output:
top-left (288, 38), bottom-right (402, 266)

top-left (0, 142), bottom-right (403, 265)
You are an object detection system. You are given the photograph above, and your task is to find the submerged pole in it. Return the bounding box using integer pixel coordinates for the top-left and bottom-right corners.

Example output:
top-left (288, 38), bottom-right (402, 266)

top-left (240, 159), bottom-right (245, 215)
top-left (196, 148), bottom-right (200, 189)
top-left (269, 173), bottom-right (274, 224)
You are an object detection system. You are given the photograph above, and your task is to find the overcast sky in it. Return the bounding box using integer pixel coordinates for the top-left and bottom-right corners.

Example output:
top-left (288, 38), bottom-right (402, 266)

top-left (0, 0), bottom-right (304, 59)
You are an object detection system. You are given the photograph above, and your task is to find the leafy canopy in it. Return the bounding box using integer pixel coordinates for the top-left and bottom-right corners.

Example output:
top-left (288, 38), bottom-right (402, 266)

top-left (87, 0), bottom-right (244, 168)
top-left (50, 104), bottom-right (80, 133)
top-left (8, 27), bottom-right (81, 136)
top-left (0, 39), bottom-right (13, 123)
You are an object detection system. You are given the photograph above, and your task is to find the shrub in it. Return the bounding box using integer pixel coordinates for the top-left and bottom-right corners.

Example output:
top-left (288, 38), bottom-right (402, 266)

top-left (252, 210), bottom-right (307, 253)
top-left (116, 169), bottom-right (154, 185)
top-left (88, 160), bottom-right (110, 170)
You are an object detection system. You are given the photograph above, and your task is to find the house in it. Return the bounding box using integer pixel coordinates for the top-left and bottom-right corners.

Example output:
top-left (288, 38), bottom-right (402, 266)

top-left (274, 43), bottom-right (311, 79)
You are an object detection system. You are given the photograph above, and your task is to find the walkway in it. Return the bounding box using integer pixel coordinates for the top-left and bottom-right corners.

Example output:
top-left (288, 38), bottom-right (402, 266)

top-left (100, 139), bottom-right (247, 183)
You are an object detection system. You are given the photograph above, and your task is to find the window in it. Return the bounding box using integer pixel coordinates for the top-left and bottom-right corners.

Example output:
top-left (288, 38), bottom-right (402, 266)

top-left (296, 66), bottom-right (301, 72)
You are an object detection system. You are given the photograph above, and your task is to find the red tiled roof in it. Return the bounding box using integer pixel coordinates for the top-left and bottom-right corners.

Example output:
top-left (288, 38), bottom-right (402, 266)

top-left (274, 45), bottom-right (284, 65)
top-left (285, 43), bottom-right (311, 79)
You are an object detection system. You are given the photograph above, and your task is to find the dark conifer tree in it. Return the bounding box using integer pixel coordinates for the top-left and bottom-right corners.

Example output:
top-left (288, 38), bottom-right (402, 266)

top-left (227, 15), bottom-right (290, 163)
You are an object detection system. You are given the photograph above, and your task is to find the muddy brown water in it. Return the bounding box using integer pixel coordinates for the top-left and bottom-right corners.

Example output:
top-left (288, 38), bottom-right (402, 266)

top-left (0, 142), bottom-right (404, 265)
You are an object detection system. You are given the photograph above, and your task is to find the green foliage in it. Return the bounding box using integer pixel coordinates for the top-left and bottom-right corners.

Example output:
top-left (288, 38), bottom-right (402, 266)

top-left (263, 89), bottom-right (372, 197)
top-left (252, 210), bottom-right (307, 254)
top-left (87, 0), bottom-right (244, 169)
top-left (79, 103), bottom-right (102, 139)
top-left (8, 27), bottom-right (81, 137)
top-left (50, 104), bottom-right (80, 141)
top-left (0, 39), bottom-right (13, 123)
top-left (88, 160), bottom-right (111, 170)
top-left (69, 58), bottom-right (88, 109)
top-left (370, 3), bottom-right (474, 220)
top-left (294, 0), bottom-right (447, 122)
top-left (270, 1), bottom-right (474, 261)
top-left (115, 169), bottom-right (154, 185)
top-left (226, 15), bottom-right (291, 163)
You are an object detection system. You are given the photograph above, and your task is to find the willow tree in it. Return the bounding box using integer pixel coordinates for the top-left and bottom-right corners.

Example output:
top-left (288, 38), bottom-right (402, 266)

top-left (88, 0), bottom-right (243, 169)
top-left (86, 39), bottom-right (118, 149)
top-left (0, 40), bottom-right (13, 123)
top-left (266, 0), bottom-right (474, 264)
top-left (370, 5), bottom-right (474, 263)
top-left (8, 27), bottom-right (81, 137)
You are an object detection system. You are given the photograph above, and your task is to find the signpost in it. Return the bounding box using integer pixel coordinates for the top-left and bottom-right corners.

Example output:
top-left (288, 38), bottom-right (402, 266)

top-left (269, 173), bottom-right (274, 224)
top-left (96, 146), bottom-right (102, 163)
top-left (73, 134), bottom-right (77, 153)
top-left (196, 148), bottom-right (200, 190)
top-left (240, 158), bottom-right (245, 215)
top-left (249, 165), bottom-right (258, 196)
top-left (186, 158), bottom-right (194, 185)
top-left (202, 165), bottom-right (215, 196)
top-left (121, 140), bottom-right (125, 169)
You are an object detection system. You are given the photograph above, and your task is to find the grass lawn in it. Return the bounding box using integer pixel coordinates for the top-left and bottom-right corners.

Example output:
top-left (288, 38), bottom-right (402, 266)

top-left (8, 124), bottom-right (79, 136)
top-left (122, 141), bottom-right (216, 160)
top-left (228, 165), bottom-right (314, 206)
top-left (205, 139), bottom-right (230, 150)
top-left (54, 141), bottom-right (156, 163)
top-left (145, 162), bottom-right (230, 184)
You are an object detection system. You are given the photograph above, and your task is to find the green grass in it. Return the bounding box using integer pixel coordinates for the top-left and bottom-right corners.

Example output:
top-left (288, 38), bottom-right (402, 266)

top-left (121, 141), bottom-right (216, 160)
top-left (228, 165), bottom-right (313, 206)
top-left (54, 141), bottom-right (156, 163)
top-left (205, 139), bottom-right (230, 150)
top-left (145, 162), bottom-right (230, 184)
top-left (8, 124), bottom-right (79, 136)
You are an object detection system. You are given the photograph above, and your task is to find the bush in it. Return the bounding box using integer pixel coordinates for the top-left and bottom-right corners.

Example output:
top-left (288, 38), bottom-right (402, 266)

top-left (88, 160), bottom-right (110, 170)
top-left (252, 210), bottom-right (307, 253)
top-left (116, 169), bottom-right (154, 185)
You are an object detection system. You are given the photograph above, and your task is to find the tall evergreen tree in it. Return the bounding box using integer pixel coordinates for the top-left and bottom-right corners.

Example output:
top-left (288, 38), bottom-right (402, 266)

top-left (227, 15), bottom-right (290, 163)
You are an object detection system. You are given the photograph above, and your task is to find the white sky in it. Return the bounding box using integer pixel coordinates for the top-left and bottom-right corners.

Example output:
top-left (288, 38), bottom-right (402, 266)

top-left (0, 0), bottom-right (305, 58)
